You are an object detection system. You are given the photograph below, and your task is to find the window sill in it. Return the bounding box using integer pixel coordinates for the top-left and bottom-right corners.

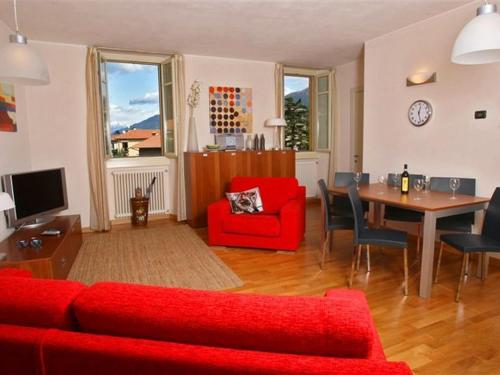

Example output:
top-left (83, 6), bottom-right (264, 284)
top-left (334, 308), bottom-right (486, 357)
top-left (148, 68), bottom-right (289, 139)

top-left (106, 156), bottom-right (171, 169)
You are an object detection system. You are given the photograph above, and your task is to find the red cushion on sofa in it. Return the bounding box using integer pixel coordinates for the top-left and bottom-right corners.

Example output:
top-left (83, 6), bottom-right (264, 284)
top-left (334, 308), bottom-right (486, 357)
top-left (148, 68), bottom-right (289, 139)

top-left (0, 268), bottom-right (32, 278)
top-left (223, 214), bottom-right (280, 237)
top-left (230, 177), bottom-right (299, 214)
top-left (74, 283), bottom-right (375, 359)
top-left (41, 329), bottom-right (413, 375)
top-left (0, 277), bottom-right (85, 329)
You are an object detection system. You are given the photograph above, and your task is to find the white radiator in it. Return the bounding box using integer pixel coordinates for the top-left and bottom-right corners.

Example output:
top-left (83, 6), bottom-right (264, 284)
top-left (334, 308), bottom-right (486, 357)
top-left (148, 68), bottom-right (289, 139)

top-left (296, 158), bottom-right (319, 198)
top-left (110, 167), bottom-right (169, 218)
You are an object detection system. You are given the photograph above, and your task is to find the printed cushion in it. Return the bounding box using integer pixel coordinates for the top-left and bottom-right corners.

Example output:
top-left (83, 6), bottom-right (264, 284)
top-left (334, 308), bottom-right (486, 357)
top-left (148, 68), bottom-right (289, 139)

top-left (226, 187), bottom-right (263, 214)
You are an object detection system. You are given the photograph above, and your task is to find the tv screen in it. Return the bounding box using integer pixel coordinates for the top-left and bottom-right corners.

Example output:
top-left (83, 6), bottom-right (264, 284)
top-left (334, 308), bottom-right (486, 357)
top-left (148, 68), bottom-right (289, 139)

top-left (2, 168), bottom-right (68, 227)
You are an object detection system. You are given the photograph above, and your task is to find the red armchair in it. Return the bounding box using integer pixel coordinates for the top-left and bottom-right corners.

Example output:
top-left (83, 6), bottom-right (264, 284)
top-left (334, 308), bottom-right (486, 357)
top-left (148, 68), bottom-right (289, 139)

top-left (208, 177), bottom-right (306, 251)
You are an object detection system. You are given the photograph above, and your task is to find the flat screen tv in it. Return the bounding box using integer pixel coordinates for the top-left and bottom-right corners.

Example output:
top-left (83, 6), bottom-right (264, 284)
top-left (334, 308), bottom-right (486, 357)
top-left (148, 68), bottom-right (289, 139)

top-left (2, 168), bottom-right (68, 228)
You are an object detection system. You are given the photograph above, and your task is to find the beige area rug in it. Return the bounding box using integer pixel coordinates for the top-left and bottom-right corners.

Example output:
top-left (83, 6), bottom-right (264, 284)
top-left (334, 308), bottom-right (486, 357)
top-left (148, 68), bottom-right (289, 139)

top-left (68, 224), bottom-right (243, 290)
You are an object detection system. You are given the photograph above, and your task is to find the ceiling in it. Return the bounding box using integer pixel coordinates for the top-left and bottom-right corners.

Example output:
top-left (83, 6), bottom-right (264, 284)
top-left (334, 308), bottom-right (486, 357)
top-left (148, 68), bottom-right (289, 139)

top-left (0, 0), bottom-right (473, 67)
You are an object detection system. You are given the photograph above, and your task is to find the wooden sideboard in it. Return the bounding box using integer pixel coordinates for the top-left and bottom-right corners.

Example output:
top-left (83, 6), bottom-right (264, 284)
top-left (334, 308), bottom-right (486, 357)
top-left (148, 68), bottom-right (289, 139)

top-left (0, 215), bottom-right (82, 279)
top-left (185, 150), bottom-right (295, 227)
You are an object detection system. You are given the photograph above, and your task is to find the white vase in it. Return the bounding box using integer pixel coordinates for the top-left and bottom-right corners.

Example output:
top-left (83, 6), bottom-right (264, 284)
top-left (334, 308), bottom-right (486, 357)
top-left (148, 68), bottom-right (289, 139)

top-left (187, 116), bottom-right (199, 152)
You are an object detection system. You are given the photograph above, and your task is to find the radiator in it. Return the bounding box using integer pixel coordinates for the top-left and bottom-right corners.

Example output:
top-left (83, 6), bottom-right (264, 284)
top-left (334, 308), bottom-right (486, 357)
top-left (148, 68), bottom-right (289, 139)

top-left (296, 158), bottom-right (319, 198)
top-left (110, 167), bottom-right (169, 218)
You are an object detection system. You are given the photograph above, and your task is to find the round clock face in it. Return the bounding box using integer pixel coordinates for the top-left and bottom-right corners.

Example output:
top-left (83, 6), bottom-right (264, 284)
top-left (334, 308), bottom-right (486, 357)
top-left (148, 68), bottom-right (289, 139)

top-left (408, 100), bottom-right (432, 126)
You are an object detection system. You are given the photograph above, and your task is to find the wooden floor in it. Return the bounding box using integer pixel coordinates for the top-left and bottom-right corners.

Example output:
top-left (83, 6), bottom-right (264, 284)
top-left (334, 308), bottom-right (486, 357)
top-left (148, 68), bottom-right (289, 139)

top-left (196, 201), bottom-right (500, 375)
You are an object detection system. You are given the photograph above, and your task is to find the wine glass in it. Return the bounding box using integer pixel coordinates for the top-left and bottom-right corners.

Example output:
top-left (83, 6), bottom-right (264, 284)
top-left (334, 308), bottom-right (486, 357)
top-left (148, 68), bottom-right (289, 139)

top-left (377, 175), bottom-right (386, 194)
top-left (413, 178), bottom-right (424, 200)
top-left (353, 172), bottom-right (362, 190)
top-left (423, 176), bottom-right (431, 194)
top-left (392, 173), bottom-right (401, 189)
top-left (449, 178), bottom-right (461, 200)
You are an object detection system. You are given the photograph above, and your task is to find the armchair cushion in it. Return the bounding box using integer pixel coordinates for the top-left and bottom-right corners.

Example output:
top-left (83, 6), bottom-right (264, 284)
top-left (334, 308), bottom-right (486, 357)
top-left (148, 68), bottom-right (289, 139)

top-left (223, 214), bottom-right (280, 237)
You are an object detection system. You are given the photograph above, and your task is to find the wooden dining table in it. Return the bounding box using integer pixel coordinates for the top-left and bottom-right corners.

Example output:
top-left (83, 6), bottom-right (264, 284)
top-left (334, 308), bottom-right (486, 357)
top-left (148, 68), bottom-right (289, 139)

top-left (329, 183), bottom-right (490, 298)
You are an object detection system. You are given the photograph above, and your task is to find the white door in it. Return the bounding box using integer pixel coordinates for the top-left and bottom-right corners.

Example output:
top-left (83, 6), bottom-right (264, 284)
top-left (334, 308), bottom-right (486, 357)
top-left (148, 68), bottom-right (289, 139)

top-left (350, 88), bottom-right (364, 172)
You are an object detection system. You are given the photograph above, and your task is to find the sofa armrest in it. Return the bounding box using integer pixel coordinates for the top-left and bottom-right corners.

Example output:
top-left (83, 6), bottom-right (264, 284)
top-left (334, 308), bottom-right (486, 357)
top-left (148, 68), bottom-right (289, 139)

top-left (0, 268), bottom-right (32, 278)
top-left (208, 199), bottom-right (232, 245)
top-left (298, 185), bottom-right (306, 201)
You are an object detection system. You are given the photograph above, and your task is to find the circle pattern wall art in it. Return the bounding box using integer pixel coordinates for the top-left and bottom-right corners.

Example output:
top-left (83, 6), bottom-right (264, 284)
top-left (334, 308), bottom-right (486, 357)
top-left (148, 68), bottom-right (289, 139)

top-left (209, 86), bottom-right (253, 135)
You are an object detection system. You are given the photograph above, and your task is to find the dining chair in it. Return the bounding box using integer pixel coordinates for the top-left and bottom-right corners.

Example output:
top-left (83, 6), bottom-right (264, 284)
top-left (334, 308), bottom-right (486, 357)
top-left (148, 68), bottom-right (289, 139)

top-left (347, 185), bottom-right (409, 295)
top-left (318, 179), bottom-right (353, 269)
top-left (385, 173), bottom-right (425, 257)
top-left (430, 177), bottom-right (476, 233)
top-left (332, 172), bottom-right (370, 218)
top-left (434, 187), bottom-right (500, 302)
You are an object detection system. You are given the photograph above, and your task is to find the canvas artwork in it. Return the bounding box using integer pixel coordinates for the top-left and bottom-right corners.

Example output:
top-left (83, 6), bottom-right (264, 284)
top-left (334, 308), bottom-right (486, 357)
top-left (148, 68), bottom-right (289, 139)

top-left (209, 86), bottom-right (252, 134)
top-left (0, 83), bottom-right (16, 132)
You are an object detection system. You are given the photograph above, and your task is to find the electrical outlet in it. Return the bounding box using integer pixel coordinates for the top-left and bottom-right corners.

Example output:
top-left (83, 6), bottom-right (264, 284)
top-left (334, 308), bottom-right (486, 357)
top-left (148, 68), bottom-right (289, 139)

top-left (475, 110), bottom-right (487, 119)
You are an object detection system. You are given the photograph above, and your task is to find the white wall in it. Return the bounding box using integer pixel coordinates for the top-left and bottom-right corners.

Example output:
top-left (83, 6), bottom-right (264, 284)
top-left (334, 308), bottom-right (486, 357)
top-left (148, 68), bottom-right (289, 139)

top-left (24, 41), bottom-right (91, 226)
top-left (0, 21), bottom-right (31, 240)
top-left (335, 58), bottom-right (364, 172)
top-left (364, 3), bottom-right (500, 197)
top-left (183, 55), bottom-right (276, 149)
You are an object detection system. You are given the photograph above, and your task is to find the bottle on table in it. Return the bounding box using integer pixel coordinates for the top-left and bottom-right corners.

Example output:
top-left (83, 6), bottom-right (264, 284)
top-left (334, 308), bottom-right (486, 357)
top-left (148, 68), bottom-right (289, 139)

top-left (401, 164), bottom-right (410, 194)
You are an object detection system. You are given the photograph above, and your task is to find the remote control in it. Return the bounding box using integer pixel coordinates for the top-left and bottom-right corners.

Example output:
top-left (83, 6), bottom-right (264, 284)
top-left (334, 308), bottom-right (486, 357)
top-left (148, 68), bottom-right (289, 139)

top-left (41, 229), bottom-right (62, 236)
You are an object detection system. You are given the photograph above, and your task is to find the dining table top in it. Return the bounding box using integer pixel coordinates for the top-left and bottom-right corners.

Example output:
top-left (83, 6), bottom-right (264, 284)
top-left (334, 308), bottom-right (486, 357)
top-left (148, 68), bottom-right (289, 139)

top-left (329, 183), bottom-right (490, 212)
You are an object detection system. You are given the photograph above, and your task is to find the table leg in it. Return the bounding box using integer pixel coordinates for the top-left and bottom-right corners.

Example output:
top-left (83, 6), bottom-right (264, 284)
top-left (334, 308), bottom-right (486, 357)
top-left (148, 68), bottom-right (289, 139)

top-left (370, 202), bottom-right (382, 228)
top-left (420, 210), bottom-right (437, 298)
top-left (474, 209), bottom-right (488, 278)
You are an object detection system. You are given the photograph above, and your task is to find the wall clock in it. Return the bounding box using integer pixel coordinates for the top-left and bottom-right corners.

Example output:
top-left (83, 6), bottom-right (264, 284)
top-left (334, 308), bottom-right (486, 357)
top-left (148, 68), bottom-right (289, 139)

top-left (408, 100), bottom-right (433, 126)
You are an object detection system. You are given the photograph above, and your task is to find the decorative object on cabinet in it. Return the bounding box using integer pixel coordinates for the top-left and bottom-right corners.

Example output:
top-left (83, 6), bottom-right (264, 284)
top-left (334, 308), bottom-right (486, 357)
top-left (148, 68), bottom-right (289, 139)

top-left (452, 2), bottom-right (500, 65)
top-left (209, 86), bottom-right (252, 135)
top-left (215, 133), bottom-right (244, 150)
top-left (187, 80), bottom-right (201, 152)
top-left (259, 134), bottom-right (265, 150)
top-left (264, 118), bottom-right (287, 150)
top-left (245, 135), bottom-right (253, 150)
top-left (184, 150), bottom-right (295, 227)
top-left (406, 72), bottom-right (436, 87)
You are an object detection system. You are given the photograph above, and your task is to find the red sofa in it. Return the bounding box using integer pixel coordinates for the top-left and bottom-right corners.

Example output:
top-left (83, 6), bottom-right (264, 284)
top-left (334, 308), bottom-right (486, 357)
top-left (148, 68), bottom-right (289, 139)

top-left (0, 269), bottom-right (412, 374)
top-left (208, 177), bottom-right (306, 251)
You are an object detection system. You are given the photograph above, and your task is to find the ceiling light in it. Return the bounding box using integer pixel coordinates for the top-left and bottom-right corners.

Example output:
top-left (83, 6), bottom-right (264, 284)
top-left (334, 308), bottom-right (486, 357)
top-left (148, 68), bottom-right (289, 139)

top-left (0, 0), bottom-right (50, 85)
top-left (452, 1), bottom-right (500, 65)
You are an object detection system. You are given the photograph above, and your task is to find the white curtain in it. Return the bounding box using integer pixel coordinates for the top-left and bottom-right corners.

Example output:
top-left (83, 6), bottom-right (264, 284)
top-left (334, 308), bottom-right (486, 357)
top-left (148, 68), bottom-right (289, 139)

top-left (328, 69), bottom-right (338, 186)
top-left (86, 47), bottom-right (111, 231)
top-left (173, 54), bottom-right (187, 221)
top-left (274, 63), bottom-right (284, 118)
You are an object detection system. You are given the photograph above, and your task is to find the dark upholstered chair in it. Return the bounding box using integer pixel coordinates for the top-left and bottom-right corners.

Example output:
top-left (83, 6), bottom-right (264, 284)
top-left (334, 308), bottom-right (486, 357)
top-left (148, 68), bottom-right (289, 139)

top-left (332, 172), bottom-right (370, 218)
top-left (347, 186), bottom-right (409, 295)
top-left (317, 180), bottom-right (353, 269)
top-left (430, 177), bottom-right (476, 233)
top-left (435, 187), bottom-right (500, 302)
top-left (385, 174), bottom-right (425, 256)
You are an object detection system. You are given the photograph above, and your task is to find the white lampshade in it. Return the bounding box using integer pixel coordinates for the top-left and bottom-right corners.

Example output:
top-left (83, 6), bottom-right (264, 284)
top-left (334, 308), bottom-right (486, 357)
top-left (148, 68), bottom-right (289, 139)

top-left (452, 3), bottom-right (500, 65)
top-left (0, 193), bottom-right (15, 211)
top-left (0, 35), bottom-right (50, 85)
top-left (264, 118), bottom-right (287, 127)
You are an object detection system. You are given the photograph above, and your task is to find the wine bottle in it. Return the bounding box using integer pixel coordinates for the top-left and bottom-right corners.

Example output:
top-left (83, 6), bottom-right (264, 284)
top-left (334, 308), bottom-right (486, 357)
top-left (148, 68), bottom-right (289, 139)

top-left (401, 164), bottom-right (409, 194)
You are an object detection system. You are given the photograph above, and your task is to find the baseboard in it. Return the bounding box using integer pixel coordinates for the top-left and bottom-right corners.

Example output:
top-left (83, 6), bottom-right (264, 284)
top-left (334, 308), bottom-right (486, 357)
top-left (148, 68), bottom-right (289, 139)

top-left (82, 214), bottom-right (178, 233)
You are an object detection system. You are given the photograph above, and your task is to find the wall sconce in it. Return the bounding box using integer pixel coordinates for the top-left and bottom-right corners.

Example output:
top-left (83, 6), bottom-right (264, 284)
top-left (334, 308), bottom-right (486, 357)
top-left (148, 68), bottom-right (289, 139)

top-left (406, 72), bottom-right (437, 87)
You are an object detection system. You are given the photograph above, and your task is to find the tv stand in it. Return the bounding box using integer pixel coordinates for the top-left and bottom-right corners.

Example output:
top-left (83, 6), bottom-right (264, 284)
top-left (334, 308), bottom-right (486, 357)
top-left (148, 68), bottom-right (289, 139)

top-left (18, 215), bottom-right (55, 229)
top-left (0, 215), bottom-right (82, 279)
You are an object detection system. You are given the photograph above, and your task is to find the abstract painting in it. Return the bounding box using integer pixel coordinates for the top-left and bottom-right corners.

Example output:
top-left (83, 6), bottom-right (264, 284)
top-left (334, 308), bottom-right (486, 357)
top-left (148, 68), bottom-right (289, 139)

top-left (209, 86), bottom-right (252, 134)
top-left (0, 83), bottom-right (16, 132)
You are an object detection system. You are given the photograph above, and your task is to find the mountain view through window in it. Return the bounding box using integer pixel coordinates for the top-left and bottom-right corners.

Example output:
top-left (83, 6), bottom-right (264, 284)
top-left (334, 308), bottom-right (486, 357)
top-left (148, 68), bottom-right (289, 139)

top-left (284, 75), bottom-right (310, 151)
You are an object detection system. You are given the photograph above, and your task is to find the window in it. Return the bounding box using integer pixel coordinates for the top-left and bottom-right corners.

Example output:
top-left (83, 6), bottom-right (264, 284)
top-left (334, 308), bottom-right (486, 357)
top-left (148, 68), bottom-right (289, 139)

top-left (283, 68), bottom-right (331, 151)
top-left (98, 52), bottom-right (176, 158)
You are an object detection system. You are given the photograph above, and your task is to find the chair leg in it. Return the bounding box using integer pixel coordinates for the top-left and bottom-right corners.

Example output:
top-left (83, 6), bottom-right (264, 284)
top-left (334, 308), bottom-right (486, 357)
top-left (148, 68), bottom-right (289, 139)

top-left (366, 245), bottom-right (371, 273)
top-left (416, 223), bottom-right (422, 260)
top-left (349, 245), bottom-right (359, 288)
top-left (403, 247), bottom-right (409, 296)
top-left (320, 231), bottom-right (330, 270)
top-left (434, 241), bottom-right (444, 283)
top-left (456, 253), bottom-right (470, 302)
top-left (481, 252), bottom-right (487, 281)
top-left (329, 230), bottom-right (334, 253)
top-left (356, 244), bottom-right (362, 271)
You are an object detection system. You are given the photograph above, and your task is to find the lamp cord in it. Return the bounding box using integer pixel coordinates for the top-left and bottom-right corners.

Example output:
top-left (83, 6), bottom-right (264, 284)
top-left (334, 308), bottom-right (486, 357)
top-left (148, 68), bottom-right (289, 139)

top-left (13, 0), bottom-right (19, 33)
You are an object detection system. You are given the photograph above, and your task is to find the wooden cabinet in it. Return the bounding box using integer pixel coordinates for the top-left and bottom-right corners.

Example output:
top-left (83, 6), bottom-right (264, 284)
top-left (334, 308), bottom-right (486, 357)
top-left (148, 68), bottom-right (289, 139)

top-left (0, 215), bottom-right (83, 279)
top-left (185, 150), bottom-right (295, 227)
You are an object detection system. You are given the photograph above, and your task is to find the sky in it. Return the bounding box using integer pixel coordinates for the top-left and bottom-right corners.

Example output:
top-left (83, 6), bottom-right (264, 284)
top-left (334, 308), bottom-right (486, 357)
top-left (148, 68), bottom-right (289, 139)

top-left (106, 62), bottom-right (160, 131)
top-left (284, 76), bottom-right (309, 95)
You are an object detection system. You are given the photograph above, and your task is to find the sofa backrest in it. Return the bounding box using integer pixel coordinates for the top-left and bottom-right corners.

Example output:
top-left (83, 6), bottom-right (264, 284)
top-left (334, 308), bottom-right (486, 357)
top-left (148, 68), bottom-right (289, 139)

top-left (230, 177), bottom-right (299, 214)
top-left (0, 276), bottom-right (86, 329)
top-left (73, 282), bottom-right (376, 359)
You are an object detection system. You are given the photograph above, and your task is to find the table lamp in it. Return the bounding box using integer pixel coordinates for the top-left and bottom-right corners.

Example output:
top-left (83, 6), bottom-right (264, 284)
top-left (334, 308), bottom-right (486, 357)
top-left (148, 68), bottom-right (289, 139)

top-left (0, 192), bottom-right (15, 211)
top-left (264, 118), bottom-right (287, 150)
